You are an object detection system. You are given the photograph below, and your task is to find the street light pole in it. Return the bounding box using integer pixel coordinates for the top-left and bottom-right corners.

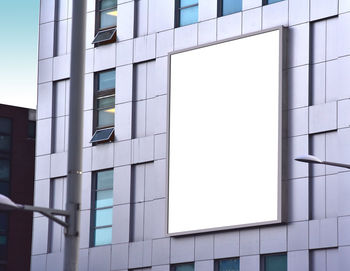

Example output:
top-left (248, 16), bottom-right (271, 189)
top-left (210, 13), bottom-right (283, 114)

top-left (295, 154), bottom-right (350, 169)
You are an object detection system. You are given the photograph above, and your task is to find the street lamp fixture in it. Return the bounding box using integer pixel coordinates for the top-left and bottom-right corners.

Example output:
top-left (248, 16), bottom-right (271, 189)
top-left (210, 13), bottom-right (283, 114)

top-left (295, 154), bottom-right (350, 169)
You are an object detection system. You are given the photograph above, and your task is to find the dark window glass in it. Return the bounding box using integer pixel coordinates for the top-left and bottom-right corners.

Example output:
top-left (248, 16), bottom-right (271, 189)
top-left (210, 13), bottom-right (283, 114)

top-left (0, 213), bottom-right (8, 233)
top-left (0, 264), bottom-right (6, 271)
top-left (0, 118), bottom-right (11, 134)
top-left (0, 183), bottom-right (9, 196)
top-left (218, 258), bottom-right (239, 271)
top-left (177, 0), bottom-right (198, 27)
top-left (97, 96), bottom-right (115, 128)
top-left (0, 160), bottom-right (10, 181)
top-left (0, 135), bottom-right (11, 152)
top-left (28, 121), bottom-right (36, 139)
top-left (264, 254), bottom-right (287, 271)
top-left (0, 239), bottom-right (7, 260)
top-left (222, 0), bottom-right (242, 16)
top-left (100, 0), bottom-right (117, 9)
top-left (98, 0), bottom-right (117, 29)
top-left (98, 70), bottom-right (115, 91)
top-left (265, 0), bottom-right (284, 4)
top-left (173, 263), bottom-right (194, 271)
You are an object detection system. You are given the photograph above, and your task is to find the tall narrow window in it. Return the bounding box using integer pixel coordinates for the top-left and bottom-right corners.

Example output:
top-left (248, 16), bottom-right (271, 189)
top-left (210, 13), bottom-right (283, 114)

top-left (176, 0), bottom-right (198, 27)
top-left (91, 169), bottom-right (114, 246)
top-left (216, 258), bottom-right (240, 271)
top-left (263, 0), bottom-right (284, 5)
top-left (93, 0), bottom-right (117, 44)
top-left (262, 254), bottom-right (287, 271)
top-left (219, 0), bottom-right (242, 16)
top-left (91, 70), bottom-right (115, 143)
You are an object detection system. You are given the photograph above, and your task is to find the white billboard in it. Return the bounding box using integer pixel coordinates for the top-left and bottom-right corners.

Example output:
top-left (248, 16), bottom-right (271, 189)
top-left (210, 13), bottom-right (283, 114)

top-left (168, 28), bottom-right (285, 235)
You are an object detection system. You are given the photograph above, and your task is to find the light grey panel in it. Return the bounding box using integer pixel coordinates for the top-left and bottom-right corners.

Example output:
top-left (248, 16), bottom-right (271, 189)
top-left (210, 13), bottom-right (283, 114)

top-left (53, 54), bottom-right (71, 81)
top-left (35, 155), bottom-right (51, 181)
top-left (325, 131), bottom-right (338, 175)
top-left (144, 240), bottom-right (153, 267)
top-left (287, 250), bottom-right (309, 271)
top-left (287, 221), bottom-right (309, 251)
top-left (87, 0), bottom-right (95, 12)
top-left (82, 147), bottom-right (92, 172)
top-left (134, 100), bottom-right (147, 138)
top-left (198, 0), bottom-right (217, 21)
top-left (50, 152), bottom-right (68, 178)
top-left (311, 20), bottom-right (326, 64)
top-left (132, 136), bottom-right (154, 164)
top-left (146, 95), bottom-right (167, 136)
top-left (310, 249), bottom-right (326, 271)
top-left (309, 102), bottom-right (337, 134)
top-left (325, 174), bottom-right (338, 218)
top-left (195, 260), bottom-right (213, 271)
top-left (260, 225), bottom-right (287, 254)
top-left (337, 128), bottom-right (350, 170)
top-left (195, 235), bottom-right (213, 261)
top-left (147, 60), bottom-right (157, 98)
top-left (114, 165), bottom-right (131, 205)
top-left (243, 0), bottom-right (261, 10)
top-left (148, 0), bottom-right (174, 33)
top-left (79, 210), bottom-right (90, 249)
top-left (174, 24), bottom-right (198, 51)
top-left (262, 0), bottom-right (288, 29)
top-left (36, 118), bottom-right (52, 155)
top-left (287, 135), bottom-right (308, 180)
top-left (326, 17), bottom-right (338, 61)
top-left (287, 178), bottom-right (309, 222)
top-left (82, 110), bottom-right (93, 148)
top-left (327, 248), bottom-right (339, 271)
top-left (198, 19), bottom-right (217, 45)
top-left (340, 0), bottom-right (350, 13)
top-left (85, 49), bottom-right (94, 74)
top-left (310, 176), bottom-right (326, 219)
top-left (310, 0), bottom-right (338, 21)
top-left (134, 62), bottom-right (147, 101)
top-left (325, 60), bottom-right (338, 103)
top-left (288, 107), bottom-right (308, 137)
top-left (85, 12), bottom-right (95, 50)
top-left (156, 29), bottom-right (174, 57)
top-left (311, 63), bottom-right (326, 105)
top-left (288, 23), bottom-right (310, 68)
top-left (53, 80), bottom-right (67, 117)
top-left (128, 241), bottom-right (143, 268)
top-left (114, 140), bottom-right (132, 166)
top-left (155, 57), bottom-right (168, 97)
top-left (79, 249), bottom-right (89, 271)
top-left (130, 202), bottom-right (144, 242)
top-left (309, 218), bottom-right (338, 249)
top-left (132, 164), bottom-right (145, 203)
top-left (32, 216), bottom-right (49, 255)
top-left (334, 13), bottom-right (350, 58)
top-left (38, 58), bottom-right (53, 84)
top-left (37, 82), bottom-right (53, 120)
top-left (240, 228), bottom-right (259, 256)
top-left (94, 43), bottom-right (116, 72)
top-left (145, 159), bottom-right (166, 201)
top-left (134, 34), bottom-right (156, 63)
top-left (39, 22), bottom-right (55, 60)
top-left (56, 20), bottom-right (68, 56)
top-left (31, 255), bottom-right (47, 271)
top-left (58, 0), bottom-right (69, 20)
top-left (338, 99), bottom-right (350, 128)
top-left (152, 265), bottom-right (170, 271)
top-left (111, 243), bottom-right (129, 270)
top-left (339, 216), bottom-right (350, 246)
top-left (91, 143), bottom-right (114, 170)
top-left (152, 238), bottom-right (170, 265)
top-left (240, 255), bottom-right (259, 271)
top-left (112, 204), bottom-right (130, 244)
top-left (242, 8), bottom-right (262, 34)
top-left (34, 179), bottom-right (50, 208)
top-left (144, 199), bottom-right (167, 239)
top-left (88, 246), bottom-right (111, 271)
top-left (289, 0), bottom-right (309, 26)
top-left (115, 102), bottom-right (133, 141)
top-left (338, 172), bottom-right (350, 216)
top-left (136, 0), bottom-right (148, 36)
top-left (335, 56), bottom-right (350, 100)
top-left (40, 0), bottom-right (55, 23)
top-left (217, 13), bottom-right (241, 40)
top-left (170, 237), bottom-right (195, 263)
top-left (154, 133), bottom-right (167, 160)
top-left (66, 19), bottom-right (72, 53)
top-left (116, 39), bottom-right (134, 67)
top-left (214, 231), bottom-right (239, 258)
top-left (81, 172), bottom-right (91, 210)
top-left (339, 246), bottom-right (350, 270)
top-left (288, 65), bottom-right (309, 109)
top-left (46, 253), bottom-right (63, 271)
top-left (116, 64), bottom-right (133, 104)
top-left (53, 116), bottom-right (65, 152)
top-left (118, 1), bottom-right (135, 41)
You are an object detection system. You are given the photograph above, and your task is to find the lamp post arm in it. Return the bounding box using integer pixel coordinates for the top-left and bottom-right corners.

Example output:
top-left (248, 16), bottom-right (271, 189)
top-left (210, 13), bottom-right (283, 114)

top-left (322, 161), bottom-right (350, 169)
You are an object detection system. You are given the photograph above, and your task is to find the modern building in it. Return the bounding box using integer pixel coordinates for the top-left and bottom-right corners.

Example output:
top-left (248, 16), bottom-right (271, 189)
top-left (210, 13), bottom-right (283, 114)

top-left (0, 104), bottom-right (36, 271)
top-left (32, 0), bottom-right (350, 270)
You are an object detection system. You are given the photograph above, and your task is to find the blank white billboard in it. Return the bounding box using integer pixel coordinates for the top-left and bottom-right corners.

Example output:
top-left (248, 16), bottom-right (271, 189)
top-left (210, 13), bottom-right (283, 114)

top-left (168, 28), bottom-right (285, 235)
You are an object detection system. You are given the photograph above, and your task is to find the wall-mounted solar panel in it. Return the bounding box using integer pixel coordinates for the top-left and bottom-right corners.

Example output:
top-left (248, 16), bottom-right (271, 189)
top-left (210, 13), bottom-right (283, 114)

top-left (92, 28), bottom-right (116, 44)
top-left (90, 127), bottom-right (114, 143)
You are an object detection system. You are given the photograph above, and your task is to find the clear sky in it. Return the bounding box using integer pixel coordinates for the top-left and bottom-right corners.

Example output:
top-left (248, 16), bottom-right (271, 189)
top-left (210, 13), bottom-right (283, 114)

top-left (0, 0), bottom-right (40, 109)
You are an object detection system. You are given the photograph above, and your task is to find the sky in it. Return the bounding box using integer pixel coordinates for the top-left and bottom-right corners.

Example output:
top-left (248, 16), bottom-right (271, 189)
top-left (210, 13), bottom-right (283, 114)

top-left (0, 0), bottom-right (40, 109)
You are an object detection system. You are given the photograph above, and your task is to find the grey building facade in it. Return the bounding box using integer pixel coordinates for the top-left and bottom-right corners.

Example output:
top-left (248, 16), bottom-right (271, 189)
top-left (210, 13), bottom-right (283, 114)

top-left (32, 0), bottom-right (350, 270)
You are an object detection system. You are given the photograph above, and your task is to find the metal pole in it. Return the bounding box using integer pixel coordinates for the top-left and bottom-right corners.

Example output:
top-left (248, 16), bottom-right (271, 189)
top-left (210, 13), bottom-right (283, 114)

top-left (64, 0), bottom-right (87, 270)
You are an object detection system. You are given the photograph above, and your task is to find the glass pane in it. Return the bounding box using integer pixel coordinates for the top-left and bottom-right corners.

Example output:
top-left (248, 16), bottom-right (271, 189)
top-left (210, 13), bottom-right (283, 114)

top-left (0, 244), bottom-right (7, 261)
top-left (94, 227), bottom-right (112, 246)
top-left (0, 135), bottom-right (11, 152)
top-left (96, 190), bottom-right (113, 208)
top-left (98, 70), bottom-right (115, 91)
top-left (0, 183), bottom-right (9, 196)
top-left (265, 254), bottom-right (287, 271)
top-left (0, 118), bottom-right (11, 134)
top-left (0, 236), bottom-right (6, 245)
top-left (100, 8), bottom-right (117, 28)
top-left (267, 0), bottom-right (284, 4)
top-left (180, 0), bottom-right (198, 8)
top-left (0, 160), bottom-right (10, 181)
top-left (97, 96), bottom-right (115, 109)
top-left (222, 0), bottom-right (242, 15)
top-left (95, 208), bottom-right (113, 227)
top-left (97, 170), bottom-right (113, 189)
top-left (0, 264), bottom-right (6, 271)
top-left (174, 263), bottom-right (194, 271)
top-left (28, 121), bottom-right (36, 139)
top-left (180, 6), bottom-right (198, 27)
top-left (100, 0), bottom-right (117, 9)
top-left (0, 213), bottom-right (8, 232)
top-left (97, 108), bottom-right (115, 128)
top-left (218, 258), bottom-right (239, 271)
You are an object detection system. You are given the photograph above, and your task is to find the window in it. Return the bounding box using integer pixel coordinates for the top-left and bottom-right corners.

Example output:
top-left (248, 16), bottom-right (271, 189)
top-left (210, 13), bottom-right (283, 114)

top-left (216, 258), bottom-right (240, 271)
top-left (176, 0), bottom-right (198, 27)
top-left (262, 254), bottom-right (287, 271)
top-left (0, 118), bottom-right (11, 153)
top-left (91, 70), bottom-right (115, 143)
top-left (219, 0), bottom-right (242, 16)
top-left (28, 120), bottom-right (36, 139)
top-left (0, 213), bottom-right (8, 266)
top-left (263, 0), bottom-right (284, 5)
top-left (91, 169), bottom-right (114, 246)
top-left (171, 263), bottom-right (194, 271)
top-left (93, 0), bottom-right (117, 44)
